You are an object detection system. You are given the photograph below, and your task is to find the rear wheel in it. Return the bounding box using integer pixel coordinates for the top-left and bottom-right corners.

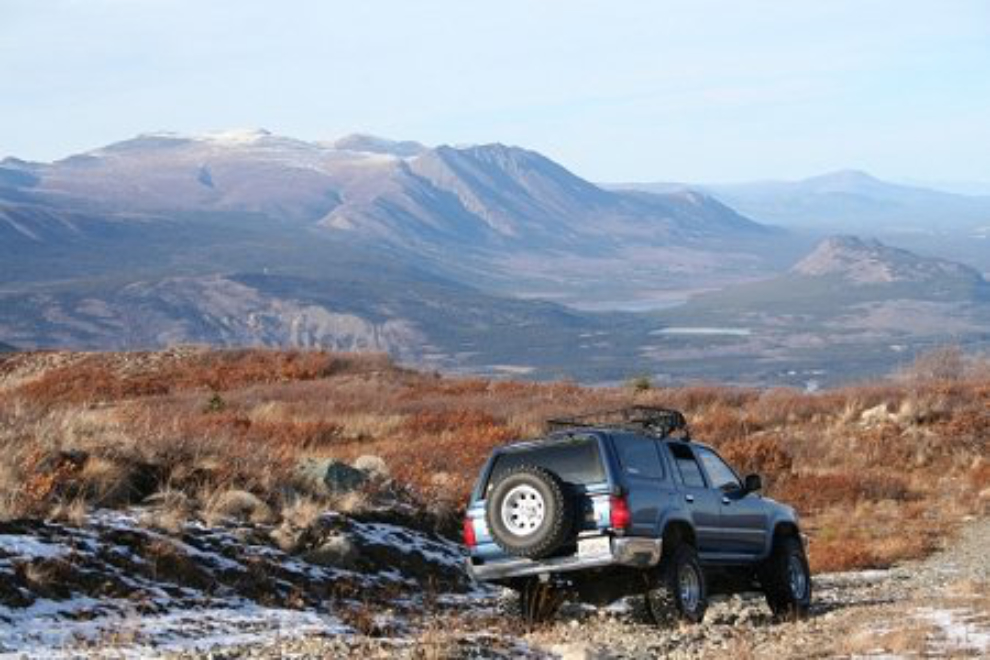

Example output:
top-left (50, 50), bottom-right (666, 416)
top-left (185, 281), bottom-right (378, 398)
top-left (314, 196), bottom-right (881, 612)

top-left (486, 465), bottom-right (574, 559)
top-left (645, 544), bottom-right (708, 624)
top-left (759, 535), bottom-right (812, 619)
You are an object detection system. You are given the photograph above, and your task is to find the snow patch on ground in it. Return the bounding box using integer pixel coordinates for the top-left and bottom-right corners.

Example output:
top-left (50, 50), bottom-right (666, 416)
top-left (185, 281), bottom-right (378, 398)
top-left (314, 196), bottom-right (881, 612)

top-left (0, 598), bottom-right (350, 658)
top-left (354, 520), bottom-right (465, 569)
top-left (0, 508), bottom-right (475, 657)
top-left (0, 535), bottom-right (69, 560)
top-left (918, 606), bottom-right (990, 655)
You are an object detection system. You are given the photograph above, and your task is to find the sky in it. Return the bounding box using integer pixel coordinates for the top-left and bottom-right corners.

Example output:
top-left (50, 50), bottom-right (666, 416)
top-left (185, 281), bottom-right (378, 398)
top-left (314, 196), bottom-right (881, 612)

top-left (1, 0), bottom-right (989, 183)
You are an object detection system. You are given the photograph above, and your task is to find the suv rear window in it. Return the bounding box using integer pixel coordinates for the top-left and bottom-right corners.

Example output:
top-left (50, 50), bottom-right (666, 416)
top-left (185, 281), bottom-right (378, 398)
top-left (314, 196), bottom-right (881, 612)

top-left (613, 433), bottom-right (665, 479)
top-left (486, 437), bottom-right (606, 492)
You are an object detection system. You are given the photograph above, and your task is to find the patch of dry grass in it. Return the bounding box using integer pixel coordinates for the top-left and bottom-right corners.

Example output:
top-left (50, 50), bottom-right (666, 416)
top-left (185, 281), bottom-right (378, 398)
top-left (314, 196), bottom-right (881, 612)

top-left (1, 347), bottom-right (986, 572)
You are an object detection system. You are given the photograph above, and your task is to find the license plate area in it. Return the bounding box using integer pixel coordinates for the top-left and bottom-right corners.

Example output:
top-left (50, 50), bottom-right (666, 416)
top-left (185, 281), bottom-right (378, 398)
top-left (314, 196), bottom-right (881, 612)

top-left (577, 535), bottom-right (611, 557)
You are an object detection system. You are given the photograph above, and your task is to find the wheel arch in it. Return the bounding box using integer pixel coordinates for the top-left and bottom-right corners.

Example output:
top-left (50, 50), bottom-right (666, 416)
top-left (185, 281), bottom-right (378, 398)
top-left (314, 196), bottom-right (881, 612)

top-left (661, 517), bottom-right (697, 551)
top-left (762, 519), bottom-right (801, 559)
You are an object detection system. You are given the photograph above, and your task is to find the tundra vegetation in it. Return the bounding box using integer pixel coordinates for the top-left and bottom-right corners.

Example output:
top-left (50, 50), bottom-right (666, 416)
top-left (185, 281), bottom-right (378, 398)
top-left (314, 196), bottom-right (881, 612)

top-left (0, 347), bottom-right (987, 573)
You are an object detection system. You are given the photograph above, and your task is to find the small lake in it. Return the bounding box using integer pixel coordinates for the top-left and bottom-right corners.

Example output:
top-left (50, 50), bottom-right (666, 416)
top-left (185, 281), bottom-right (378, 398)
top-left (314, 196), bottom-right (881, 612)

top-left (650, 327), bottom-right (752, 337)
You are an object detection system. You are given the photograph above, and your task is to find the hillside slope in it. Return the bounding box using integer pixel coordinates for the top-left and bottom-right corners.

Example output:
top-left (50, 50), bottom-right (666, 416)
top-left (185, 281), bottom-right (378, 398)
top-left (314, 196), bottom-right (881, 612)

top-left (1, 348), bottom-right (986, 568)
top-left (646, 236), bottom-right (990, 386)
top-left (0, 130), bottom-right (769, 267)
top-left (0, 130), bottom-right (788, 381)
top-left (0, 268), bottom-right (649, 381)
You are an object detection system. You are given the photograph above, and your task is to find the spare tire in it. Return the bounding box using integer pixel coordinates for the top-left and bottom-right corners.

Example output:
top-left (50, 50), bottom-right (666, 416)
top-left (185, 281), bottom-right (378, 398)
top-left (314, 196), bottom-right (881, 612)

top-left (485, 465), bottom-right (575, 559)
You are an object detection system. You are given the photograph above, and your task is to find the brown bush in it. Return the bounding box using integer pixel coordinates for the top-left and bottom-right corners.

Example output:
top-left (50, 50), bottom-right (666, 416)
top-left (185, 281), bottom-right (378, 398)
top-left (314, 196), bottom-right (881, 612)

top-left (719, 435), bottom-right (793, 481)
top-left (904, 345), bottom-right (965, 381)
top-left (810, 538), bottom-right (881, 572)
top-left (772, 472), bottom-right (915, 515)
top-left (3, 348), bottom-right (987, 573)
top-left (11, 349), bottom-right (394, 406)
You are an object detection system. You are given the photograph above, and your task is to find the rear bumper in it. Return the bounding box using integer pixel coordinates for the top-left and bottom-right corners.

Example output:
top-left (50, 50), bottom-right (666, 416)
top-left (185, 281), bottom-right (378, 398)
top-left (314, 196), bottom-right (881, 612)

top-left (466, 535), bottom-right (663, 582)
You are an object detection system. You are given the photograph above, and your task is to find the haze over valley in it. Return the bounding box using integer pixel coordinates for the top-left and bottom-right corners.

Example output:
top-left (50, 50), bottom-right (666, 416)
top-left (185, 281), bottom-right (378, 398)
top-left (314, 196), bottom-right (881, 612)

top-left (1, 130), bottom-right (986, 387)
top-left (615, 171), bottom-right (990, 272)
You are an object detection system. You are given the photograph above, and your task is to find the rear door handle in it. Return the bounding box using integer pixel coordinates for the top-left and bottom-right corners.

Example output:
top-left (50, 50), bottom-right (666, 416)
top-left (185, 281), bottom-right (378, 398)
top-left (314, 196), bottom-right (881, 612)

top-left (722, 496), bottom-right (731, 505)
top-left (685, 494), bottom-right (695, 503)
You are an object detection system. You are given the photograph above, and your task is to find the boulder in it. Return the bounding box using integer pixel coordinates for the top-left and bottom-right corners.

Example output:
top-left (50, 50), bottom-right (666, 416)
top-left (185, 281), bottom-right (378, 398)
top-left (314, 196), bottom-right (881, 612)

top-left (353, 455), bottom-right (389, 480)
top-left (206, 489), bottom-right (273, 524)
top-left (302, 533), bottom-right (359, 570)
top-left (296, 458), bottom-right (373, 496)
top-left (324, 461), bottom-right (369, 495)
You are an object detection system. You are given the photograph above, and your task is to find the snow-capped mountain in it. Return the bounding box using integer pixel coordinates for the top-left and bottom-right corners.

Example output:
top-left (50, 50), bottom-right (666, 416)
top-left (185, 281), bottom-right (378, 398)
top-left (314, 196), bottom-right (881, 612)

top-left (1, 129), bottom-right (768, 249)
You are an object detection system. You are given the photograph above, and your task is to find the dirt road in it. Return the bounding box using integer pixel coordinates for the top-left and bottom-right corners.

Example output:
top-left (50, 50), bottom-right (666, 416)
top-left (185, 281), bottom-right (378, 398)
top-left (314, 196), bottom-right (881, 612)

top-left (166, 517), bottom-right (989, 659)
top-left (527, 516), bottom-right (990, 659)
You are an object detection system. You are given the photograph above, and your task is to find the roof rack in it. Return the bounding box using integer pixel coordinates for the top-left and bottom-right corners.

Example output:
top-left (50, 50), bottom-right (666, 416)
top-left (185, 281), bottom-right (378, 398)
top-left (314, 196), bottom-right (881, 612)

top-left (546, 405), bottom-right (690, 440)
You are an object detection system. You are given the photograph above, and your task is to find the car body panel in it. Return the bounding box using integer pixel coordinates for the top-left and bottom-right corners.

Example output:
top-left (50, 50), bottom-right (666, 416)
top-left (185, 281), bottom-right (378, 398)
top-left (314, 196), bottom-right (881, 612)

top-left (465, 428), bottom-right (802, 583)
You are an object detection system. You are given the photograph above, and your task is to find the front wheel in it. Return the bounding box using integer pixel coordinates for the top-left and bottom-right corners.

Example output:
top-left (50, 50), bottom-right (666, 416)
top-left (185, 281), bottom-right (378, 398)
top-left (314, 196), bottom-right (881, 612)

top-left (645, 544), bottom-right (708, 624)
top-left (759, 536), bottom-right (812, 619)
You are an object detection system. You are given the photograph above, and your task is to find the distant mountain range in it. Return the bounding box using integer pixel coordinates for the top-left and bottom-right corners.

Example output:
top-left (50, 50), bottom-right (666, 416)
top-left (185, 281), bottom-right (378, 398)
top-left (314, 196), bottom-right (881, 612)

top-left (647, 236), bottom-right (989, 385)
top-left (0, 130), bottom-right (773, 301)
top-left (0, 130), bottom-right (770, 380)
top-left (613, 170), bottom-right (990, 272)
top-left (1, 132), bottom-right (987, 385)
top-left (675, 235), bottom-right (989, 317)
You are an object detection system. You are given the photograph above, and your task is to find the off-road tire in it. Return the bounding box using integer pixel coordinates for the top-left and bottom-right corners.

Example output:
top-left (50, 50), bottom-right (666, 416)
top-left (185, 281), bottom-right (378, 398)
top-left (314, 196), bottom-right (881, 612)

top-left (759, 535), bottom-right (812, 620)
top-left (485, 465), bottom-right (575, 559)
top-left (645, 544), bottom-right (708, 624)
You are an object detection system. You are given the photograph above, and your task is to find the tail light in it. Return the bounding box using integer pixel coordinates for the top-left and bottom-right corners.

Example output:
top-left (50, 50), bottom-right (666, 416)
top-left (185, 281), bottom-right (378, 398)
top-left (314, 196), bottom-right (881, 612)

top-left (463, 516), bottom-right (477, 548)
top-left (609, 495), bottom-right (631, 531)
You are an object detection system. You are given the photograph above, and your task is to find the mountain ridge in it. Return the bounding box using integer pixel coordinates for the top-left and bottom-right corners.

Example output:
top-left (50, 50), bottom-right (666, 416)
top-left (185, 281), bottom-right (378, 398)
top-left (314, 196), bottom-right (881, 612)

top-left (0, 129), bottom-right (777, 303)
top-left (2, 132), bottom-right (985, 386)
top-left (611, 170), bottom-right (990, 271)
top-left (2, 131), bottom-right (769, 241)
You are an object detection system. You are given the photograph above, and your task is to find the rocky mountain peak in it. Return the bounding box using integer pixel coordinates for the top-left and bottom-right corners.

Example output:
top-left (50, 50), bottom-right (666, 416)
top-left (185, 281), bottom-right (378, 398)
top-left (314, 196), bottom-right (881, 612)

top-left (792, 235), bottom-right (982, 286)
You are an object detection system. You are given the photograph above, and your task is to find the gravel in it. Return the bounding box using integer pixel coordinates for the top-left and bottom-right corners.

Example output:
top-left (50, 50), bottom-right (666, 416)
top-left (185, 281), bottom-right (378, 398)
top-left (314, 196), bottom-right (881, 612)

top-left (155, 516), bottom-right (990, 659)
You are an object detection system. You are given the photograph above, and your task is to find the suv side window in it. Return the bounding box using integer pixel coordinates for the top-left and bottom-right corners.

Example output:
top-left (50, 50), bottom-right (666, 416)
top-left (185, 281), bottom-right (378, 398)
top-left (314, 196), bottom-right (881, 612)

top-left (695, 446), bottom-right (742, 492)
top-left (668, 442), bottom-right (707, 488)
top-left (613, 434), bottom-right (664, 480)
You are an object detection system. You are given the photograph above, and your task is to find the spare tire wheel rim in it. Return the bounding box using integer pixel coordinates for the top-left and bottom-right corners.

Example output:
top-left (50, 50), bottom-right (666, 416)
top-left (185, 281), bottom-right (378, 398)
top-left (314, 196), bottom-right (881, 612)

top-left (501, 485), bottom-right (546, 536)
top-left (679, 563), bottom-right (701, 612)
top-left (788, 554), bottom-right (808, 599)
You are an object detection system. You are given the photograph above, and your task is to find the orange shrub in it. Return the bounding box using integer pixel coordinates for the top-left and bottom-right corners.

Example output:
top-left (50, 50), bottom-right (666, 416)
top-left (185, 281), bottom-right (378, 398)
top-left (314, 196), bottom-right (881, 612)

top-left (809, 538), bottom-right (881, 572)
top-left (719, 435), bottom-right (793, 481)
top-left (772, 472), bottom-right (914, 515)
top-left (18, 361), bottom-right (169, 404)
top-left (4, 348), bottom-right (987, 573)
top-left (402, 410), bottom-right (501, 437)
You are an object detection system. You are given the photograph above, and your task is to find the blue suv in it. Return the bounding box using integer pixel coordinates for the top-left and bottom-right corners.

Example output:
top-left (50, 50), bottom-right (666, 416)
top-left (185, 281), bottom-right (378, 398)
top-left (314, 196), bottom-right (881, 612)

top-left (463, 407), bottom-right (811, 624)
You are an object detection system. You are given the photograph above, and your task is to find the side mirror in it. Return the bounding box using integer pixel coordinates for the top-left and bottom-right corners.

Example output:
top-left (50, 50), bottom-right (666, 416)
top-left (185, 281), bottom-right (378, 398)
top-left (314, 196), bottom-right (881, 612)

top-left (744, 474), bottom-right (762, 493)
